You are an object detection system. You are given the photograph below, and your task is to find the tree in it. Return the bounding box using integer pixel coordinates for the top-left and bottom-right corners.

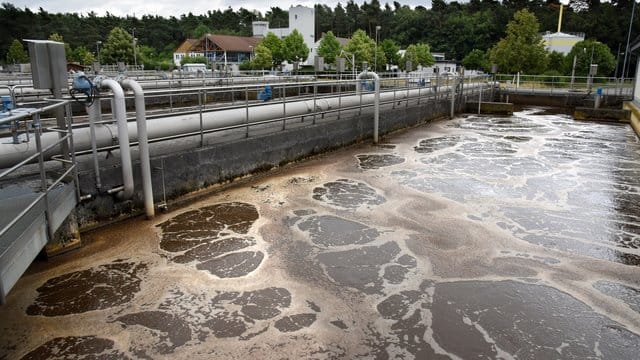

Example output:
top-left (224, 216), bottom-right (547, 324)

top-left (317, 31), bottom-right (342, 65)
top-left (565, 39), bottom-right (616, 76)
top-left (282, 29), bottom-right (309, 63)
top-left (101, 27), bottom-right (135, 64)
top-left (344, 29), bottom-right (375, 70)
top-left (192, 23), bottom-right (211, 38)
top-left (6, 39), bottom-right (28, 64)
top-left (403, 43), bottom-right (435, 69)
top-left (48, 33), bottom-right (74, 62)
top-left (488, 9), bottom-right (548, 74)
top-left (547, 51), bottom-right (567, 75)
top-left (72, 46), bottom-right (95, 64)
top-left (462, 49), bottom-right (489, 71)
top-left (251, 43), bottom-right (272, 70)
top-left (380, 39), bottom-right (400, 67)
top-left (260, 32), bottom-right (284, 68)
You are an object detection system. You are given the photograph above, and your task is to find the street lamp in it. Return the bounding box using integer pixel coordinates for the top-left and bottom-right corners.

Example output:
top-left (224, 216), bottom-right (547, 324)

top-left (131, 28), bottom-right (137, 69)
top-left (133, 37), bottom-right (138, 68)
top-left (375, 25), bottom-right (381, 72)
top-left (96, 40), bottom-right (102, 64)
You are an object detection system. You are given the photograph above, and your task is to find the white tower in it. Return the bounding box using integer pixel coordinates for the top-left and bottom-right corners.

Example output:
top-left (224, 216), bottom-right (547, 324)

top-left (288, 5), bottom-right (315, 51)
top-left (252, 21), bottom-right (269, 38)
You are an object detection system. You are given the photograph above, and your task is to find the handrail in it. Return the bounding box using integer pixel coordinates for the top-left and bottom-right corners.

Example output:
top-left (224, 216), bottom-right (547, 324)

top-left (0, 99), bottom-right (78, 241)
top-left (0, 98), bottom-right (69, 125)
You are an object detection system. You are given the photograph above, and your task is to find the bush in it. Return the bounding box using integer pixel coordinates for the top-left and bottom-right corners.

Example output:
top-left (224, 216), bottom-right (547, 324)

top-left (239, 60), bottom-right (252, 71)
top-left (541, 70), bottom-right (565, 84)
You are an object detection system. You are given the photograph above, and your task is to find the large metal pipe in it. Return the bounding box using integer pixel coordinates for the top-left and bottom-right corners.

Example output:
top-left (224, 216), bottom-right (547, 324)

top-left (86, 100), bottom-right (102, 189)
top-left (0, 82), bottom-right (489, 169)
top-left (100, 79), bottom-right (134, 200)
top-left (357, 70), bottom-right (380, 143)
top-left (121, 79), bottom-right (154, 219)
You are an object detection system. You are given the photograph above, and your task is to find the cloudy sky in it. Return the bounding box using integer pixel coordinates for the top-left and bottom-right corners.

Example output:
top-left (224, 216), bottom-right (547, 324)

top-left (6, 1), bottom-right (435, 17)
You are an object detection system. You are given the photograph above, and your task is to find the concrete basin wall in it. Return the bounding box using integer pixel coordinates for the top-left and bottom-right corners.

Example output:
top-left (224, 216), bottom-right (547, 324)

top-left (74, 90), bottom-right (484, 228)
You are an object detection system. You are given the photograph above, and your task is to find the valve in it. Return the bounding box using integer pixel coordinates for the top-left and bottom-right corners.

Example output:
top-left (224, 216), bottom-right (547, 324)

top-left (70, 72), bottom-right (98, 105)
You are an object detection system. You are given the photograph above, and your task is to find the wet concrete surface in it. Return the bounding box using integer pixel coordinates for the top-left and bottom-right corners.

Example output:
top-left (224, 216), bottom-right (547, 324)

top-left (2, 108), bottom-right (640, 358)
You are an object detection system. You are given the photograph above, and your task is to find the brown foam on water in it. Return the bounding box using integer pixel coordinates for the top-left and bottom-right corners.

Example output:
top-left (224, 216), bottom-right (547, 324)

top-left (356, 154), bottom-right (405, 170)
top-left (20, 336), bottom-right (129, 360)
top-left (157, 202), bottom-right (264, 277)
top-left (116, 311), bottom-right (192, 355)
top-left (26, 261), bottom-right (147, 316)
top-left (312, 179), bottom-right (385, 209)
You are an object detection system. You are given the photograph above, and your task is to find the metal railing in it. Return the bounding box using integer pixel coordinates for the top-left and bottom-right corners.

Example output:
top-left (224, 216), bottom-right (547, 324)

top-left (494, 74), bottom-right (634, 97)
top-left (0, 99), bottom-right (79, 240)
top-left (65, 74), bottom-right (492, 159)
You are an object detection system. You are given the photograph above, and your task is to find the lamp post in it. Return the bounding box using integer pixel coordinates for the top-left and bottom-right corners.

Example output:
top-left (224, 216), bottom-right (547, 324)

top-left (133, 37), bottom-right (138, 68)
top-left (622, 0), bottom-right (637, 82)
top-left (375, 25), bottom-right (381, 72)
top-left (131, 28), bottom-right (137, 69)
top-left (96, 40), bottom-right (102, 64)
top-left (205, 34), bottom-right (209, 66)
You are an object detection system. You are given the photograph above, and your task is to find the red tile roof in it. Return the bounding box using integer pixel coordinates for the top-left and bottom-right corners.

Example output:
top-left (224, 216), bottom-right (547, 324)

top-left (175, 39), bottom-right (199, 53)
top-left (205, 34), bottom-right (260, 52)
top-left (176, 35), bottom-right (260, 53)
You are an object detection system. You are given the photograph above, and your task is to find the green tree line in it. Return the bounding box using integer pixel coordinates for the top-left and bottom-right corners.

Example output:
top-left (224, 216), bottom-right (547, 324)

top-left (1, 1), bottom-right (637, 74)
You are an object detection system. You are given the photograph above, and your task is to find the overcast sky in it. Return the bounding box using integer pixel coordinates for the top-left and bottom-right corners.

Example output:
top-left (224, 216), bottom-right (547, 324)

top-left (6, 1), bottom-right (437, 17)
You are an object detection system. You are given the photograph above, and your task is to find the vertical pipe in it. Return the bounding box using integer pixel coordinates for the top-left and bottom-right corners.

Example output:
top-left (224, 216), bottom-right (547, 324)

top-left (478, 82), bottom-right (483, 115)
top-left (357, 70), bottom-right (380, 144)
top-left (86, 100), bottom-right (103, 189)
top-left (450, 80), bottom-right (456, 119)
top-left (101, 79), bottom-right (134, 201)
top-left (65, 103), bottom-right (81, 202)
top-left (120, 79), bottom-right (154, 218)
top-left (374, 76), bottom-right (380, 144)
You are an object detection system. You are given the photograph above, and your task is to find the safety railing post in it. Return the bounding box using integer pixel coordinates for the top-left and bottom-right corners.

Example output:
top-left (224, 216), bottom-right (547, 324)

top-left (282, 84), bottom-right (286, 130)
top-left (169, 80), bottom-right (173, 112)
top-left (393, 79), bottom-right (396, 109)
top-left (198, 89), bottom-right (204, 147)
top-left (359, 79), bottom-right (363, 115)
top-left (338, 81), bottom-right (342, 120)
top-left (313, 81), bottom-right (317, 125)
top-left (33, 113), bottom-right (54, 239)
top-left (245, 86), bottom-right (249, 138)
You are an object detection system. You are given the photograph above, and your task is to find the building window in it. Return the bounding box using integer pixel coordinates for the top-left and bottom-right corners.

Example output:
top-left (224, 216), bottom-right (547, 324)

top-left (295, 15), bottom-right (298, 20)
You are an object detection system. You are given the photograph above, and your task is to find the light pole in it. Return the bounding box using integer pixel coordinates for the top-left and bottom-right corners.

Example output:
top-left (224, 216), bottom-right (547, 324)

top-left (622, 0), bottom-right (637, 83)
top-left (96, 40), bottom-right (102, 64)
top-left (375, 25), bottom-right (381, 72)
top-left (131, 28), bottom-right (137, 69)
top-left (615, 43), bottom-right (622, 78)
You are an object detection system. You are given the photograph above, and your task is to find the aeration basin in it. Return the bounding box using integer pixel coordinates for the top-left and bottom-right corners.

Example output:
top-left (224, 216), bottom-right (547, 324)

top-left (1, 109), bottom-right (639, 358)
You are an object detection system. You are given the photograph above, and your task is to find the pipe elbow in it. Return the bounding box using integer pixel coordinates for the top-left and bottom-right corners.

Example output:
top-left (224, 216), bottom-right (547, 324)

top-left (116, 187), bottom-right (134, 200)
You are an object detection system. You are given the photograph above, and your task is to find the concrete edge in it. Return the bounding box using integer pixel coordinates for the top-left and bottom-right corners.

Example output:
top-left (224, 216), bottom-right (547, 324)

top-left (623, 101), bottom-right (640, 138)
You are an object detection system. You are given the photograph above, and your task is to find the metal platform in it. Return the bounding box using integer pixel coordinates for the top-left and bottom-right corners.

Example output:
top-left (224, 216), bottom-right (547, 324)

top-left (0, 180), bottom-right (77, 304)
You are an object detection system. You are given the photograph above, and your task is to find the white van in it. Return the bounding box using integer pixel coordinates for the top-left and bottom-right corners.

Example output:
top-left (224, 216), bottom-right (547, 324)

top-left (182, 63), bottom-right (207, 73)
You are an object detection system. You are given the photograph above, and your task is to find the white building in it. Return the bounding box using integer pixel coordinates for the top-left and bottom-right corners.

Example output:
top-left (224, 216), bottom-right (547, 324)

top-left (307, 34), bottom-right (350, 68)
top-left (542, 31), bottom-right (585, 55)
top-left (252, 5), bottom-right (315, 65)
